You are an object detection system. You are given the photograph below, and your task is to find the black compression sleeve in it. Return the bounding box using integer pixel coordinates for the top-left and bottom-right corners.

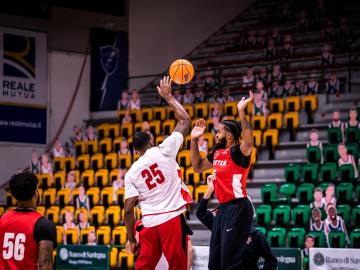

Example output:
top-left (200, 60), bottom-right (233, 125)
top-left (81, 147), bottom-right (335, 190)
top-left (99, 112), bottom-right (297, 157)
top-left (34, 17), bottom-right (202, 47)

top-left (230, 144), bottom-right (251, 167)
top-left (33, 217), bottom-right (57, 248)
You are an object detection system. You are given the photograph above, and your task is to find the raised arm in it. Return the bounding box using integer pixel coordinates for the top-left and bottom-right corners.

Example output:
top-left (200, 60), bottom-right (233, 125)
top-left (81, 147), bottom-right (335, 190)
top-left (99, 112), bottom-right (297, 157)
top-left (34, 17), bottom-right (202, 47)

top-left (124, 196), bottom-right (139, 254)
top-left (38, 240), bottom-right (53, 270)
top-left (237, 91), bottom-right (254, 156)
top-left (157, 76), bottom-right (191, 136)
top-left (190, 119), bottom-right (213, 173)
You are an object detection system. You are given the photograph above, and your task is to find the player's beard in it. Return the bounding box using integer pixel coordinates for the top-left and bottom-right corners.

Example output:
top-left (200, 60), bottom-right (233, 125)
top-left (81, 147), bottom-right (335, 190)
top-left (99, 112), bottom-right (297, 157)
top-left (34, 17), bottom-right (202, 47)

top-left (214, 136), bottom-right (227, 150)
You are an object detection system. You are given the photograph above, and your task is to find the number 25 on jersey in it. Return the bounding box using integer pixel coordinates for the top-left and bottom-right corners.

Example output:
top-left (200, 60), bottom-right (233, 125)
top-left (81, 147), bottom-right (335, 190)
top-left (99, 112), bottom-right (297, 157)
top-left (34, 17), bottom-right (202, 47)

top-left (142, 163), bottom-right (165, 190)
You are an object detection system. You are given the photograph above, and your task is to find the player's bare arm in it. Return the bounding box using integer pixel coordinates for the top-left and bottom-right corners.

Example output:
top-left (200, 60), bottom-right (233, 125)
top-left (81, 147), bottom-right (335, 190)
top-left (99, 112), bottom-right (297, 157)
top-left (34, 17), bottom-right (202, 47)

top-left (190, 119), bottom-right (213, 173)
top-left (124, 196), bottom-right (140, 254)
top-left (157, 76), bottom-right (191, 136)
top-left (238, 91), bottom-right (254, 156)
top-left (38, 240), bottom-right (53, 270)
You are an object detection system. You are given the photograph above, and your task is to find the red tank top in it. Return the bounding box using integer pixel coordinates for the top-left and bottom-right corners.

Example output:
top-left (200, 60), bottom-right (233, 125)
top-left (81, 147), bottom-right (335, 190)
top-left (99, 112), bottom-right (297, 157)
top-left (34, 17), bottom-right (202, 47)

top-left (0, 210), bottom-right (42, 270)
top-left (213, 147), bottom-right (250, 204)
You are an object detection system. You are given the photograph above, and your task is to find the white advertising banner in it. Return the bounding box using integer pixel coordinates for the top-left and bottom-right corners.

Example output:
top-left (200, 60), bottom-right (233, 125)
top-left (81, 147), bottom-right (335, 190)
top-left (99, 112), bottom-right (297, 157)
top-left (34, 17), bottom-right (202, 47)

top-left (310, 248), bottom-right (360, 270)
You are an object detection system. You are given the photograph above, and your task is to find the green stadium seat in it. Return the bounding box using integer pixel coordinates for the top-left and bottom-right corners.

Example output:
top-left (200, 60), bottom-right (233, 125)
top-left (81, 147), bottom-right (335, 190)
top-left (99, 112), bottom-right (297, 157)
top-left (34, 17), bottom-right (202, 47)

top-left (296, 183), bottom-right (314, 204)
top-left (267, 227), bottom-right (286, 247)
top-left (346, 143), bottom-right (359, 160)
top-left (256, 226), bottom-right (267, 236)
top-left (323, 144), bottom-right (340, 163)
top-left (328, 231), bottom-right (346, 248)
top-left (284, 164), bottom-right (301, 183)
top-left (306, 146), bottom-right (322, 164)
top-left (345, 127), bottom-right (360, 144)
top-left (279, 183), bottom-right (296, 203)
top-left (309, 231), bottom-right (326, 247)
top-left (327, 128), bottom-right (342, 144)
top-left (273, 205), bottom-right (291, 227)
top-left (292, 204), bottom-right (310, 227)
top-left (256, 204), bottom-right (272, 227)
top-left (351, 205), bottom-right (360, 227)
top-left (302, 163), bottom-right (319, 183)
top-left (336, 204), bottom-right (351, 224)
top-left (336, 183), bottom-right (353, 204)
top-left (261, 184), bottom-right (277, 204)
top-left (339, 164), bottom-right (355, 182)
top-left (350, 228), bottom-right (360, 248)
top-left (317, 182), bottom-right (331, 192)
top-left (356, 184), bottom-right (360, 202)
top-left (287, 227), bottom-right (306, 248)
top-left (320, 163), bottom-right (337, 182)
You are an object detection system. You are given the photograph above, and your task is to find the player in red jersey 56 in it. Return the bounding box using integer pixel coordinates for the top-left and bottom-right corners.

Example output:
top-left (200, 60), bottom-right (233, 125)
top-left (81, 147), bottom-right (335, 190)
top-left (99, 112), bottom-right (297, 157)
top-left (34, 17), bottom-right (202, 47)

top-left (124, 76), bottom-right (192, 270)
top-left (0, 172), bottom-right (56, 270)
top-left (190, 91), bottom-right (255, 270)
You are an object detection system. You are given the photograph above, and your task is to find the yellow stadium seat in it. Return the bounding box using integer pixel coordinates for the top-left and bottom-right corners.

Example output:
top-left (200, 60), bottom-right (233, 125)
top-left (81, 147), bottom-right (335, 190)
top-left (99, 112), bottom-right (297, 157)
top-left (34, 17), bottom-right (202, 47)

top-left (206, 118), bottom-right (216, 133)
top-left (110, 247), bottom-right (119, 268)
top-left (251, 115), bottom-right (266, 130)
top-left (112, 226), bottom-right (127, 245)
top-left (134, 207), bottom-right (142, 220)
top-left (223, 102), bottom-right (236, 116)
top-left (179, 166), bottom-right (185, 181)
top-left (65, 228), bottom-right (78, 245)
top-left (167, 107), bottom-right (175, 119)
top-left (46, 206), bottom-right (59, 224)
top-left (119, 250), bottom-right (134, 269)
top-left (134, 153), bottom-right (140, 161)
top-left (134, 122), bottom-right (143, 133)
top-left (91, 206), bottom-right (105, 227)
top-left (251, 147), bottom-right (257, 165)
top-left (56, 226), bottom-right (64, 245)
top-left (75, 208), bottom-right (89, 222)
top-left (64, 157), bottom-right (76, 171)
top-left (78, 154), bottom-right (90, 171)
top-left (101, 187), bottom-right (113, 208)
top-left (162, 119), bottom-right (176, 135)
top-left (149, 121), bottom-right (161, 135)
top-left (155, 135), bottom-right (165, 145)
top-left (86, 140), bottom-right (99, 156)
top-left (154, 107), bottom-right (166, 121)
top-left (53, 157), bottom-right (65, 172)
top-left (72, 188), bottom-right (80, 204)
top-left (115, 188), bottom-right (125, 208)
top-left (203, 132), bottom-right (214, 149)
top-left (130, 109), bottom-right (141, 122)
top-left (104, 153), bottom-right (118, 170)
top-left (195, 103), bottom-right (208, 118)
top-left (108, 124), bottom-right (120, 139)
top-left (267, 113), bottom-right (283, 129)
top-left (185, 167), bottom-right (200, 185)
top-left (43, 188), bottom-right (56, 208)
top-left (54, 171), bottom-right (66, 191)
top-left (117, 109), bottom-right (126, 122)
top-left (96, 226), bottom-right (111, 245)
top-left (95, 169), bottom-right (109, 189)
top-left (74, 141), bottom-right (87, 156)
top-left (79, 227), bottom-right (95, 244)
top-left (302, 95), bottom-right (317, 112)
top-left (263, 129), bottom-right (279, 146)
top-left (36, 206), bottom-right (46, 216)
top-left (0, 207), bottom-right (5, 216)
top-left (183, 104), bottom-right (194, 119)
top-left (118, 154), bottom-right (131, 169)
top-left (6, 192), bottom-right (16, 207)
top-left (269, 98), bottom-right (285, 113)
top-left (97, 124), bottom-right (109, 140)
top-left (177, 150), bottom-right (191, 168)
top-left (246, 102), bottom-right (252, 115)
top-left (201, 169), bottom-right (213, 182)
top-left (60, 206), bottom-right (75, 223)
top-left (99, 138), bottom-right (112, 154)
top-left (87, 187), bottom-right (100, 208)
top-left (73, 170), bottom-right (81, 186)
top-left (113, 137), bottom-right (123, 153)
top-left (37, 189), bottom-right (43, 205)
top-left (120, 123), bottom-right (133, 138)
top-left (38, 173), bottom-right (53, 190)
top-left (252, 130), bottom-right (262, 147)
top-left (58, 188), bottom-right (71, 208)
top-left (141, 107), bottom-right (153, 122)
top-left (81, 170), bottom-right (95, 189)
top-left (106, 206), bottom-right (121, 228)
top-left (285, 96), bottom-right (301, 112)
top-left (91, 153), bottom-right (104, 171)
top-left (195, 185), bottom-right (208, 202)
top-left (284, 112), bottom-right (300, 128)
top-left (109, 169), bottom-right (119, 182)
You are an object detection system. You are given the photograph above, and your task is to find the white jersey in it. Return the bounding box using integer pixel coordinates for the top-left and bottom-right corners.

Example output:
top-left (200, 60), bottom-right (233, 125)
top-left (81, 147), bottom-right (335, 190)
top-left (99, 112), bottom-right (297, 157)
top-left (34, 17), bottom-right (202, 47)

top-left (125, 132), bottom-right (192, 227)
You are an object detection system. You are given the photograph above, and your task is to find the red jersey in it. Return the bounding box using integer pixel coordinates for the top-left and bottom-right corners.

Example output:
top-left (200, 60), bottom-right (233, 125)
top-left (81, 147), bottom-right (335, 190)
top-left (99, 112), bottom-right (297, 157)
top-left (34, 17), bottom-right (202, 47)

top-left (0, 210), bottom-right (42, 270)
top-left (212, 147), bottom-right (251, 204)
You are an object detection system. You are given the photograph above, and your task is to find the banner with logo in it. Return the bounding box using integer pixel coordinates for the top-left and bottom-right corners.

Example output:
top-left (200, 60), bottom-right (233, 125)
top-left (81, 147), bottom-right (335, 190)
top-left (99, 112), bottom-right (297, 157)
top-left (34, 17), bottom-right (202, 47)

top-left (193, 246), bottom-right (301, 270)
top-left (0, 26), bottom-right (47, 144)
top-left (56, 245), bottom-right (109, 270)
top-left (309, 248), bottom-right (360, 270)
top-left (90, 28), bottom-right (128, 112)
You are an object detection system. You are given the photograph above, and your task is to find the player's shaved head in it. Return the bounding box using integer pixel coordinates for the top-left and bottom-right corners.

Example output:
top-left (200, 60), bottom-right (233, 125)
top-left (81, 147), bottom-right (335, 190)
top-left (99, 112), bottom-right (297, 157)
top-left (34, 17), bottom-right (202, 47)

top-left (133, 131), bottom-right (152, 152)
top-left (8, 172), bottom-right (38, 201)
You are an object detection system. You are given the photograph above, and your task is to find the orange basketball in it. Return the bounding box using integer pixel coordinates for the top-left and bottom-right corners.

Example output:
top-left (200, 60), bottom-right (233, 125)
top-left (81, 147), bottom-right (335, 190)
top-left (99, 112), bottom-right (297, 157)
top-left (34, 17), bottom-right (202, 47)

top-left (169, 59), bottom-right (194, 85)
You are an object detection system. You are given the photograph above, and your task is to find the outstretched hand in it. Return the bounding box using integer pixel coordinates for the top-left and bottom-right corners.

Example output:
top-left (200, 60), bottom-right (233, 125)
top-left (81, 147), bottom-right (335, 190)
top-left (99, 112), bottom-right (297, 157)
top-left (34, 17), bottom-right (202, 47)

top-left (157, 76), bottom-right (172, 99)
top-left (191, 119), bottom-right (206, 140)
top-left (237, 90), bottom-right (254, 112)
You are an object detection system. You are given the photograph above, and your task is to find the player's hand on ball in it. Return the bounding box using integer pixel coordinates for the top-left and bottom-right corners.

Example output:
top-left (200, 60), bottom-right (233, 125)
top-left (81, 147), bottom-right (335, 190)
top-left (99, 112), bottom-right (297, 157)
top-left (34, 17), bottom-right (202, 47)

top-left (157, 76), bottom-right (172, 98)
top-left (191, 119), bottom-right (206, 140)
top-left (237, 90), bottom-right (254, 112)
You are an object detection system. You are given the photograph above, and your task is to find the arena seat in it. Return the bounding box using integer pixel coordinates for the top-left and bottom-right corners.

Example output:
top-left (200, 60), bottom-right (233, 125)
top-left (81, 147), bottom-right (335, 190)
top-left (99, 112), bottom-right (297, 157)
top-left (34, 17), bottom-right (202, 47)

top-left (106, 206), bottom-right (121, 228)
top-left (134, 122), bottom-right (142, 133)
top-left (57, 188), bottom-right (71, 208)
top-left (120, 123), bottom-right (133, 138)
top-left (104, 153), bottom-right (118, 170)
top-left (46, 206), bottom-right (59, 224)
top-left (302, 95), bottom-right (317, 112)
top-left (255, 204), bottom-right (272, 226)
top-left (43, 189), bottom-right (56, 208)
top-left (54, 171), bottom-right (66, 191)
top-left (64, 228), bottom-right (78, 244)
top-left (284, 164), bottom-right (301, 183)
top-left (155, 135), bottom-right (166, 145)
top-left (273, 205), bottom-right (291, 227)
top-left (269, 98), bottom-right (284, 113)
top-left (267, 227), bottom-right (286, 247)
top-left (167, 107), bottom-right (175, 120)
top-left (118, 250), bottom-right (134, 269)
top-left (54, 157), bottom-right (66, 172)
top-left (345, 127), bottom-right (360, 144)
top-left (112, 226), bottom-right (127, 245)
top-left (252, 130), bottom-right (262, 147)
top-left (185, 167), bottom-right (200, 186)
top-left (285, 96), bottom-right (300, 112)
top-left (36, 206), bottom-right (45, 216)
top-left (350, 228), bottom-right (360, 248)
top-left (162, 119), bottom-right (175, 135)
top-left (250, 147), bottom-right (257, 165)
top-left (110, 247), bottom-right (119, 268)
top-left (287, 228), bottom-right (305, 248)
top-left (101, 187), bottom-right (113, 209)
top-left (336, 183), bottom-right (353, 204)
top-left (201, 169), bottom-right (213, 182)
top-left (108, 124), bottom-right (120, 139)
top-left (223, 102), bottom-right (237, 116)
top-left (177, 150), bottom-right (191, 168)
top-left (262, 129), bottom-right (279, 146)
top-left (60, 206), bottom-right (75, 223)
top-left (336, 204), bottom-right (351, 224)
top-left (91, 153), bottom-right (104, 171)
top-left (95, 169), bottom-right (109, 189)
top-left (56, 226), bottom-right (64, 245)
top-left (183, 104), bottom-right (194, 119)
top-left (38, 173), bottom-right (52, 190)
top-left (6, 193), bottom-right (16, 207)
top-left (267, 113), bottom-right (282, 129)
top-left (327, 127), bottom-right (342, 144)
top-left (279, 183), bottom-right (296, 203)
top-left (323, 144), bottom-right (339, 163)
top-left (75, 208), bottom-right (89, 222)
top-left (149, 120), bottom-right (161, 135)
top-left (296, 183), bottom-right (314, 204)
top-left (141, 107), bottom-right (153, 122)
top-left (130, 109), bottom-right (141, 122)
top-left (251, 115), bottom-right (266, 130)
top-left (113, 137), bottom-right (123, 153)
top-left (99, 138), bottom-right (112, 154)
top-left (256, 226), bottom-right (266, 236)
top-left (292, 205), bottom-right (310, 227)
top-left (187, 185), bottom-right (194, 198)
top-left (109, 169), bottom-right (119, 183)
top-left (87, 187), bottom-right (100, 209)
top-left (195, 185), bottom-right (207, 202)
top-left (117, 110), bottom-right (126, 123)
top-left (153, 107), bottom-right (166, 121)
top-left (79, 227), bottom-right (95, 244)
top-left (116, 188), bottom-right (125, 208)
top-left (195, 103), bottom-right (208, 118)
top-left (203, 132), bottom-right (214, 149)
top-left (284, 112), bottom-right (299, 129)
top-left (346, 143), bottom-right (359, 160)
top-left (339, 164), bottom-right (355, 182)
top-left (78, 154), bottom-right (90, 172)
top-left (91, 206), bottom-right (105, 228)
top-left (97, 124), bottom-right (109, 140)
top-left (302, 163), bottom-right (319, 183)
top-left (320, 163), bottom-right (337, 182)
top-left (64, 157), bottom-right (76, 172)
top-left (352, 205), bottom-right (360, 227)
top-left (86, 140), bottom-right (98, 156)
top-left (81, 170), bottom-right (95, 189)
top-left (328, 232), bottom-right (346, 248)
top-left (309, 231), bottom-right (326, 247)
top-left (306, 146), bottom-right (322, 164)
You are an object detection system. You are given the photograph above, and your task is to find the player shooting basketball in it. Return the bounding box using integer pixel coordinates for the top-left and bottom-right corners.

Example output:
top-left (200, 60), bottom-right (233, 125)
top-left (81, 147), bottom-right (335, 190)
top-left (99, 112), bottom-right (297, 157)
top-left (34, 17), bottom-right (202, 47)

top-left (190, 91), bottom-right (254, 269)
